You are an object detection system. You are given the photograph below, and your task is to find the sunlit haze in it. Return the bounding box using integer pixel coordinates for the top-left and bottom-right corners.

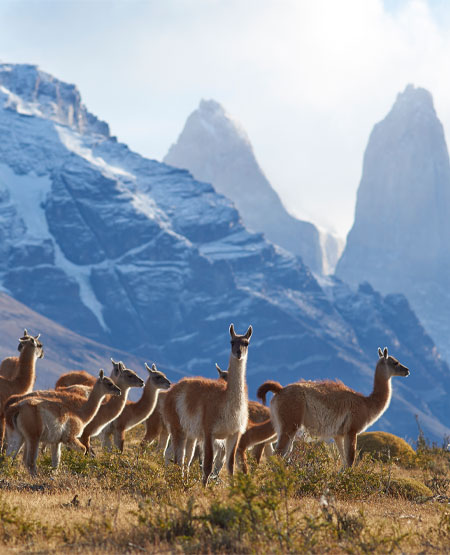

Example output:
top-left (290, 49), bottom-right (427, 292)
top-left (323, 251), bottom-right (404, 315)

top-left (1, 0), bottom-right (449, 238)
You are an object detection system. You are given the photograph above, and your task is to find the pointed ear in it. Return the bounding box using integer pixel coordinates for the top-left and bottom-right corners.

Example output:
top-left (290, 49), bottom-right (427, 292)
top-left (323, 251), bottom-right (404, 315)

top-left (229, 323), bottom-right (236, 338)
top-left (215, 363), bottom-right (222, 373)
top-left (35, 334), bottom-right (41, 340)
top-left (111, 357), bottom-right (118, 365)
top-left (378, 347), bottom-right (383, 358)
top-left (99, 369), bottom-right (104, 379)
top-left (383, 347), bottom-right (388, 359)
top-left (23, 329), bottom-right (28, 337)
top-left (145, 362), bottom-right (154, 374)
top-left (152, 363), bottom-right (157, 371)
top-left (245, 325), bottom-right (253, 340)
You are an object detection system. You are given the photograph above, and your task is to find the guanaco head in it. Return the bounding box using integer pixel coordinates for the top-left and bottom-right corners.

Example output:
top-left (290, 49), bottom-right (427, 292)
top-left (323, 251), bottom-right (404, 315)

top-left (215, 363), bottom-right (228, 382)
top-left (110, 358), bottom-right (144, 388)
top-left (96, 369), bottom-right (121, 396)
top-left (19, 329), bottom-right (44, 359)
top-left (377, 347), bottom-right (410, 378)
top-left (144, 363), bottom-right (171, 390)
top-left (229, 324), bottom-right (252, 360)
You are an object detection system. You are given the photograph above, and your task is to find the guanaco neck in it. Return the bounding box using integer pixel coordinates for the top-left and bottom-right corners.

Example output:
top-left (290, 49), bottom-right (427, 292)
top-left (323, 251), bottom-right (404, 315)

top-left (72, 384), bottom-right (108, 425)
top-left (85, 385), bottom-right (131, 433)
top-left (12, 344), bottom-right (38, 394)
top-left (226, 352), bottom-right (248, 409)
top-left (366, 363), bottom-right (392, 419)
top-left (126, 381), bottom-right (159, 421)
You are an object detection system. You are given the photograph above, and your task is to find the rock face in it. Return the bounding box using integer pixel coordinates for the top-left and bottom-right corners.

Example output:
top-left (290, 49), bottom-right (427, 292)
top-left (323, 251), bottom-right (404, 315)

top-left (336, 85), bottom-right (450, 361)
top-left (164, 99), bottom-right (330, 274)
top-left (0, 65), bottom-right (448, 440)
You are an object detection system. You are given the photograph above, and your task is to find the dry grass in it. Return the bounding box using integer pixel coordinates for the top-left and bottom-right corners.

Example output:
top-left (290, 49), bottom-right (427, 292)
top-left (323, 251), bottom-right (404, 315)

top-left (0, 426), bottom-right (447, 553)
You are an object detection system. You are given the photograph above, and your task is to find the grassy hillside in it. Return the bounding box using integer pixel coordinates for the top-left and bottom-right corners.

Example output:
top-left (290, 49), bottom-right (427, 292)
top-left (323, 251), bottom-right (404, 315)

top-left (0, 427), bottom-right (448, 553)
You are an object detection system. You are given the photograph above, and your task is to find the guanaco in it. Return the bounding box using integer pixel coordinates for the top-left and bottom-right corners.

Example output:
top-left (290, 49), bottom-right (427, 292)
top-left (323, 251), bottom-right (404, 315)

top-left (4, 385), bottom-right (92, 458)
top-left (256, 347), bottom-right (409, 467)
top-left (5, 369), bottom-right (121, 474)
top-left (163, 324), bottom-right (252, 485)
top-left (0, 330), bottom-right (44, 449)
top-left (0, 331), bottom-right (43, 379)
top-left (100, 363), bottom-right (171, 452)
top-left (215, 363), bottom-right (272, 473)
top-left (78, 360), bottom-right (144, 454)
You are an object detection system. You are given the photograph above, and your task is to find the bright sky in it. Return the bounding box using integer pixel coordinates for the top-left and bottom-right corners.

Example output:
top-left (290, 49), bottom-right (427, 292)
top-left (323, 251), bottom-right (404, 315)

top-left (0, 0), bottom-right (449, 238)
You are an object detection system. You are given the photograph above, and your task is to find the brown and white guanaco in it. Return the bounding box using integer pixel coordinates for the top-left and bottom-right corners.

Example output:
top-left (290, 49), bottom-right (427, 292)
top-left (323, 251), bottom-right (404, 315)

top-left (163, 324), bottom-right (252, 485)
top-left (5, 370), bottom-right (121, 475)
top-left (0, 330), bottom-right (44, 449)
top-left (100, 363), bottom-right (170, 452)
top-left (255, 347), bottom-right (409, 467)
top-left (78, 359), bottom-right (144, 454)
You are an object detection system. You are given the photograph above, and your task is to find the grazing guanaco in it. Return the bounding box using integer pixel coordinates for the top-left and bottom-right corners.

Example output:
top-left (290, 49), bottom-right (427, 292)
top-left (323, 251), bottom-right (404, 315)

top-left (55, 371), bottom-right (96, 389)
top-left (0, 330), bottom-right (44, 449)
top-left (256, 347), bottom-right (409, 467)
top-left (5, 370), bottom-right (121, 475)
top-left (163, 323), bottom-right (252, 485)
top-left (100, 363), bottom-right (171, 452)
top-left (79, 360), bottom-right (144, 454)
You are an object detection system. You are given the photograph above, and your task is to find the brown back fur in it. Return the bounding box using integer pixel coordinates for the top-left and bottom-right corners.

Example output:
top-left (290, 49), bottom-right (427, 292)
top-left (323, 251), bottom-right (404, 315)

top-left (55, 371), bottom-right (96, 389)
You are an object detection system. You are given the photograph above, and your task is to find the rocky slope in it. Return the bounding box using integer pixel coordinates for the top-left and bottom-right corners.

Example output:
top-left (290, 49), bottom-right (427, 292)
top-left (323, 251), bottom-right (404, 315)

top-left (0, 65), bottom-right (447, 440)
top-left (336, 85), bottom-right (450, 362)
top-left (164, 99), bottom-right (342, 274)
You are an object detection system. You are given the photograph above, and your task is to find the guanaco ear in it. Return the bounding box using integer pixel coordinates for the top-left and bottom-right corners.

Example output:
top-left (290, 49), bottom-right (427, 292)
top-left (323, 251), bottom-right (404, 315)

top-left (215, 363), bottom-right (222, 374)
top-left (378, 347), bottom-right (383, 358)
top-left (23, 329), bottom-right (28, 337)
top-left (245, 325), bottom-right (253, 340)
top-left (383, 347), bottom-right (388, 359)
top-left (229, 323), bottom-right (236, 339)
top-left (145, 362), bottom-right (156, 374)
top-left (34, 334), bottom-right (41, 340)
top-left (99, 369), bottom-right (104, 380)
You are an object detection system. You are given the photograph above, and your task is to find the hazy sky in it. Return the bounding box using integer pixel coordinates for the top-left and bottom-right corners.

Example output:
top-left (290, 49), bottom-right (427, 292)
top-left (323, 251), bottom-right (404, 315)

top-left (0, 0), bottom-right (449, 237)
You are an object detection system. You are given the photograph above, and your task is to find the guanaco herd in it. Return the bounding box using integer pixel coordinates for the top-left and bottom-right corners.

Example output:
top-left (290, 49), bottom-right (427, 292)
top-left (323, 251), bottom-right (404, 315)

top-left (0, 325), bottom-right (409, 485)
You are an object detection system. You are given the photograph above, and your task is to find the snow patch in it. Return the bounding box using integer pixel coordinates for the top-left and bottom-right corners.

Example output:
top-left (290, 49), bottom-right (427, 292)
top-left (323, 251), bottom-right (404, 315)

top-left (0, 163), bottom-right (108, 332)
top-left (56, 125), bottom-right (132, 179)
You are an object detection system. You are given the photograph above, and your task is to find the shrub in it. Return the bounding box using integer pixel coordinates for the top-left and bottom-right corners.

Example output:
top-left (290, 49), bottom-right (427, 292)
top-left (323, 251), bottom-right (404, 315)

top-left (357, 431), bottom-right (416, 467)
top-left (385, 477), bottom-right (432, 500)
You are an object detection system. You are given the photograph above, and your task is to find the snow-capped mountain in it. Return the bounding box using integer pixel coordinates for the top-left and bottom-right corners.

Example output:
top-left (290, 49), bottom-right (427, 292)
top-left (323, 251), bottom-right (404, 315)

top-left (164, 99), bottom-right (342, 274)
top-left (0, 65), bottom-right (448, 440)
top-left (336, 85), bottom-right (450, 362)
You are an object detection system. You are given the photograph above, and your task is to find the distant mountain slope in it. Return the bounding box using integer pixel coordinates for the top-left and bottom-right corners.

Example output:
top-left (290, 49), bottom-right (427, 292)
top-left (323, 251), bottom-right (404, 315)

top-left (165, 99), bottom-right (342, 274)
top-left (0, 65), bottom-right (448, 440)
top-left (0, 291), bottom-right (146, 390)
top-left (336, 85), bottom-right (450, 362)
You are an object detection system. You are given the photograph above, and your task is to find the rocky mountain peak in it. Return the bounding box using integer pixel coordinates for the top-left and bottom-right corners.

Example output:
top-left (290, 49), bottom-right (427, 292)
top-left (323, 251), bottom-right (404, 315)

top-left (164, 99), bottom-right (329, 274)
top-left (336, 85), bottom-right (450, 361)
top-left (0, 63), bottom-right (109, 137)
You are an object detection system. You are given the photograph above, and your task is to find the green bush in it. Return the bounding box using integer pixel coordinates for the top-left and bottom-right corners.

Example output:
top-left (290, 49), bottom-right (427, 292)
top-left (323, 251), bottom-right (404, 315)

top-left (357, 431), bottom-right (416, 467)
